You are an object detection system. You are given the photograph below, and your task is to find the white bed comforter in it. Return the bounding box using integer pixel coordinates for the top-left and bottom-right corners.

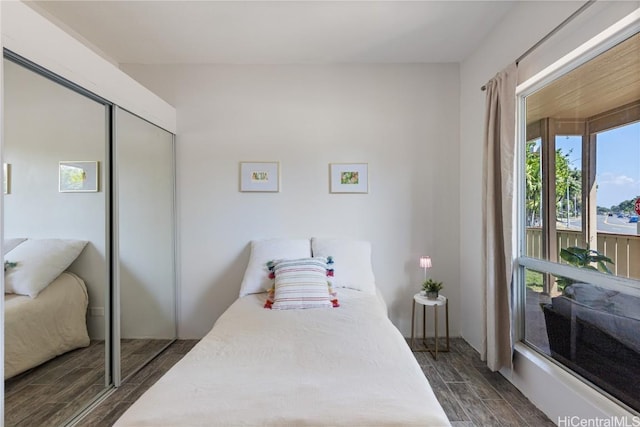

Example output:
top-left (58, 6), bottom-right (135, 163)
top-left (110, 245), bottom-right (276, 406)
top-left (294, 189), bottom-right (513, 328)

top-left (4, 272), bottom-right (90, 379)
top-left (116, 289), bottom-right (450, 426)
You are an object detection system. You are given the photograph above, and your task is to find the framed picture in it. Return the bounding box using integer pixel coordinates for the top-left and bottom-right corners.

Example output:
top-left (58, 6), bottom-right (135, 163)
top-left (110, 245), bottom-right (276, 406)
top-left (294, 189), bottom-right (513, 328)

top-left (239, 161), bottom-right (280, 192)
top-left (330, 163), bottom-right (368, 193)
top-left (3, 163), bottom-right (10, 195)
top-left (59, 161), bottom-right (99, 192)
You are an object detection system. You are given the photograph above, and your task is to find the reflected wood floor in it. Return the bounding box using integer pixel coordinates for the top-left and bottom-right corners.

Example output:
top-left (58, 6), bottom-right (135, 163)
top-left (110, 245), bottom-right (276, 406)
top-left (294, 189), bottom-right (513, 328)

top-left (4, 339), bottom-right (172, 427)
top-left (79, 338), bottom-right (553, 427)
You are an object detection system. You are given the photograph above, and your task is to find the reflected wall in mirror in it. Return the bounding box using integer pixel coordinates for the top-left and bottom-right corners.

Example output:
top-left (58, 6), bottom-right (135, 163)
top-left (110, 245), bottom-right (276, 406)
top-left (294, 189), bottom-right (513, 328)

top-left (116, 107), bottom-right (176, 380)
top-left (3, 57), bottom-right (110, 426)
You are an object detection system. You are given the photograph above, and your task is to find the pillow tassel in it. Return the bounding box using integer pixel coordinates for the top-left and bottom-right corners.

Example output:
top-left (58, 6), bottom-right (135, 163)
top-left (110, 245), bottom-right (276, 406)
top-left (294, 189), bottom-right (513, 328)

top-left (264, 285), bottom-right (275, 309)
top-left (4, 261), bottom-right (17, 272)
top-left (267, 260), bottom-right (277, 280)
top-left (328, 282), bottom-right (339, 308)
top-left (327, 255), bottom-right (334, 277)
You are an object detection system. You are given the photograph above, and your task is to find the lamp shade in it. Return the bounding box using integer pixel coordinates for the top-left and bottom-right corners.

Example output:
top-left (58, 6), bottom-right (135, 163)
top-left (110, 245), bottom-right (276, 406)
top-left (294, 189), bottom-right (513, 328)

top-left (419, 256), bottom-right (432, 269)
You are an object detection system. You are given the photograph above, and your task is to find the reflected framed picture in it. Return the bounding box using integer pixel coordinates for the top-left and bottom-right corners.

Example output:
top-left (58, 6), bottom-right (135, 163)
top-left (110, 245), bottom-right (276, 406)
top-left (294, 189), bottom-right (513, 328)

top-left (239, 161), bottom-right (280, 192)
top-left (3, 163), bottom-right (10, 195)
top-left (330, 163), bottom-right (368, 193)
top-left (59, 161), bottom-right (99, 192)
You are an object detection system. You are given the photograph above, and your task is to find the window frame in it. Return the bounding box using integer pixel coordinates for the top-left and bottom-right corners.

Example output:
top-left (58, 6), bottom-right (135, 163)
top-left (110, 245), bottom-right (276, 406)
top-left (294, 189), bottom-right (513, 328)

top-left (514, 12), bottom-right (640, 344)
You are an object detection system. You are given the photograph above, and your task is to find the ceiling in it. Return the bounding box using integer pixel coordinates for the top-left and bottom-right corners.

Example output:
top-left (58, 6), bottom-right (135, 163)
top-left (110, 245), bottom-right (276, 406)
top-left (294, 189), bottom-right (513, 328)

top-left (527, 31), bottom-right (640, 124)
top-left (30, 1), bottom-right (515, 65)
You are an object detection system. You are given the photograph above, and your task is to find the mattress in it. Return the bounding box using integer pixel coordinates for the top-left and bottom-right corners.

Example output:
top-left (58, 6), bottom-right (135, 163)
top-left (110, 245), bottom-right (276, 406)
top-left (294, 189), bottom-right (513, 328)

top-left (4, 272), bottom-right (90, 379)
top-left (115, 288), bottom-right (451, 426)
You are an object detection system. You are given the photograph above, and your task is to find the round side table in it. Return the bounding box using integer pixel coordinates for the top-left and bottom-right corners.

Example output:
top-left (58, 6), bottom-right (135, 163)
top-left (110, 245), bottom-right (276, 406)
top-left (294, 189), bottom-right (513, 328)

top-left (410, 293), bottom-right (450, 359)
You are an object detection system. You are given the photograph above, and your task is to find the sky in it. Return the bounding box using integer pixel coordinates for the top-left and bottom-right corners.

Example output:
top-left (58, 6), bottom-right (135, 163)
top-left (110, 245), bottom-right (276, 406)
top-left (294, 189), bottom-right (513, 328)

top-left (556, 121), bottom-right (640, 209)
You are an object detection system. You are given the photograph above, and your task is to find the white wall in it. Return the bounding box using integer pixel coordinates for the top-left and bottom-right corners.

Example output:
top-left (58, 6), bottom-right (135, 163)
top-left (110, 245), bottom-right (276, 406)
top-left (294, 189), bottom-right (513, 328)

top-left (4, 59), bottom-right (108, 339)
top-left (122, 63), bottom-right (460, 339)
top-left (460, 0), bottom-right (639, 421)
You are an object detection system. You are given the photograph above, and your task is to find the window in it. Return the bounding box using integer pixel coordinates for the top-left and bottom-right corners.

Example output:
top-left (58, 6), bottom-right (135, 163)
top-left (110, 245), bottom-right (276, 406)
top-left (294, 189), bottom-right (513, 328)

top-left (519, 30), bottom-right (640, 412)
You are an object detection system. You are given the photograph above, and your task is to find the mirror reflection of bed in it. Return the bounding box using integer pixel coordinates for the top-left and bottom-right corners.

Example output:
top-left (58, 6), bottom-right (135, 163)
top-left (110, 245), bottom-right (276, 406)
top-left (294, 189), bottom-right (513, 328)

top-left (4, 238), bottom-right (91, 381)
top-left (4, 243), bottom-right (172, 425)
top-left (3, 238), bottom-right (105, 426)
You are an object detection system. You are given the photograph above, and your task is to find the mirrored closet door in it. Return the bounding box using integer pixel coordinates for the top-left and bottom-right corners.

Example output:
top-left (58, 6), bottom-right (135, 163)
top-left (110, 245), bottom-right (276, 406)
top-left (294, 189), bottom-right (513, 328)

top-left (115, 107), bottom-right (177, 381)
top-left (3, 54), bottom-right (178, 427)
top-left (3, 55), bottom-right (111, 426)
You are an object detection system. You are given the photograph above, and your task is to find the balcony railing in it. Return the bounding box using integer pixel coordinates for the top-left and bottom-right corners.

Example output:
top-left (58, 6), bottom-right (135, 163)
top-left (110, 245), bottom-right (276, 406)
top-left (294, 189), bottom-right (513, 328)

top-left (525, 228), bottom-right (640, 280)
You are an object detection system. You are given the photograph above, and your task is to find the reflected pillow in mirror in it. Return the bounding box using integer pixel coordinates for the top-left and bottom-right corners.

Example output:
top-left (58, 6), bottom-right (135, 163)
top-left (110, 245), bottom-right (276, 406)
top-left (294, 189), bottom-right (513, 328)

top-left (3, 238), bottom-right (27, 254)
top-left (4, 238), bottom-right (88, 298)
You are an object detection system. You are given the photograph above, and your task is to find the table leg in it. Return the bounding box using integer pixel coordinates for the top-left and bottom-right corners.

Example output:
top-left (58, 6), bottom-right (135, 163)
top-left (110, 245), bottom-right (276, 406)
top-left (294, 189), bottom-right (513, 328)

top-left (434, 305), bottom-right (439, 360)
top-left (410, 300), bottom-right (416, 350)
top-left (445, 299), bottom-right (450, 351)
top-left (422, 305), bottom-right (426, 345)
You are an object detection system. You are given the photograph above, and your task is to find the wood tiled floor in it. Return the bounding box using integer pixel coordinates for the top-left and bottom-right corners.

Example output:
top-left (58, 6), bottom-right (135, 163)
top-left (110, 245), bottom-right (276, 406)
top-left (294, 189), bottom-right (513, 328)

top-left (77, 338), bottom-right (553, 426)
top-left (412, 338), bottom-right (555, 427)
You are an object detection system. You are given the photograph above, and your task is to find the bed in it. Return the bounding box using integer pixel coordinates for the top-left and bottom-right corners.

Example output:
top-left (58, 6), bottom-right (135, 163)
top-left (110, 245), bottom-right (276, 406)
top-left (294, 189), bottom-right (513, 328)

top-left (115, 237), bottom-right (450, 426)
top-left (116, 288), bottom-right (450, 426)
top-left (4, 238), bottom-right (91, 379)
top-left (5, 272), bottom-right (91, 379)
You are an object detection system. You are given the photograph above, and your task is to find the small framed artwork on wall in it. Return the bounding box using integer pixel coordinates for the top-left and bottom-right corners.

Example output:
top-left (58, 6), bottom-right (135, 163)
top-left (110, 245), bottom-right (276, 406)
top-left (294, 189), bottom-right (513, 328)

top-left (329, 163), bottom-right (368, 194)
top-left (239, 161), bottom-right (280, 192)
top-left (59, 161), bottom-right (99, 192)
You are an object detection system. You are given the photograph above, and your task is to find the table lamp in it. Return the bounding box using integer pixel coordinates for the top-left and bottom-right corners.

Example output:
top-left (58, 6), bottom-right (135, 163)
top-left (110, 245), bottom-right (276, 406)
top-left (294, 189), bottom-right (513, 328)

top-left (419, 256), bottom-right (432, 281)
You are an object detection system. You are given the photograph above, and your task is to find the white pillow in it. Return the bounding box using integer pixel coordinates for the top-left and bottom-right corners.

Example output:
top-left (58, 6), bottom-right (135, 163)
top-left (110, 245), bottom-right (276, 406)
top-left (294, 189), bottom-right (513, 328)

top-left (311, 237), bottom-right (376, 294)
top-left (3, 238), bottom-right (27, 254)
top-left (239, 238), bottom-right (311, 297)
top-left (4, 238), bottom-right (88, 298)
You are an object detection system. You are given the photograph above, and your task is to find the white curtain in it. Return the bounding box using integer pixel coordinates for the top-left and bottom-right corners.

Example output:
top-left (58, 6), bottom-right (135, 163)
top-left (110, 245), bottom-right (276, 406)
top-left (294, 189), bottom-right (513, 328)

top-left (482, 63), bottom-right (517, 372)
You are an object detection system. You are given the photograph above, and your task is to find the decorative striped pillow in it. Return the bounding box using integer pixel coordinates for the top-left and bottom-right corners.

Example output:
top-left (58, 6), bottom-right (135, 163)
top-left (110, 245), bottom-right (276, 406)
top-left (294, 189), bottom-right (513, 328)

top-left (270, 258), bottom-right (333, 310)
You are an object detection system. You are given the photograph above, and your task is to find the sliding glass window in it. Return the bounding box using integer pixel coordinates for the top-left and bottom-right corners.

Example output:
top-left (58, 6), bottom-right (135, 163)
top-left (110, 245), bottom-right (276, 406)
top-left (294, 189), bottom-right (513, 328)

top-left (518, 31), bottom-right (640, 412)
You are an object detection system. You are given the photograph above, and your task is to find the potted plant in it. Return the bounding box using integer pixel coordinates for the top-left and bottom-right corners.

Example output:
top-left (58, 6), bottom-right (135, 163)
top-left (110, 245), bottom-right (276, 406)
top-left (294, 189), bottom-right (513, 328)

top-left (555, 246), bottom-right (614, 290)
top-left (421, 279), bottom-right (443, 300)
